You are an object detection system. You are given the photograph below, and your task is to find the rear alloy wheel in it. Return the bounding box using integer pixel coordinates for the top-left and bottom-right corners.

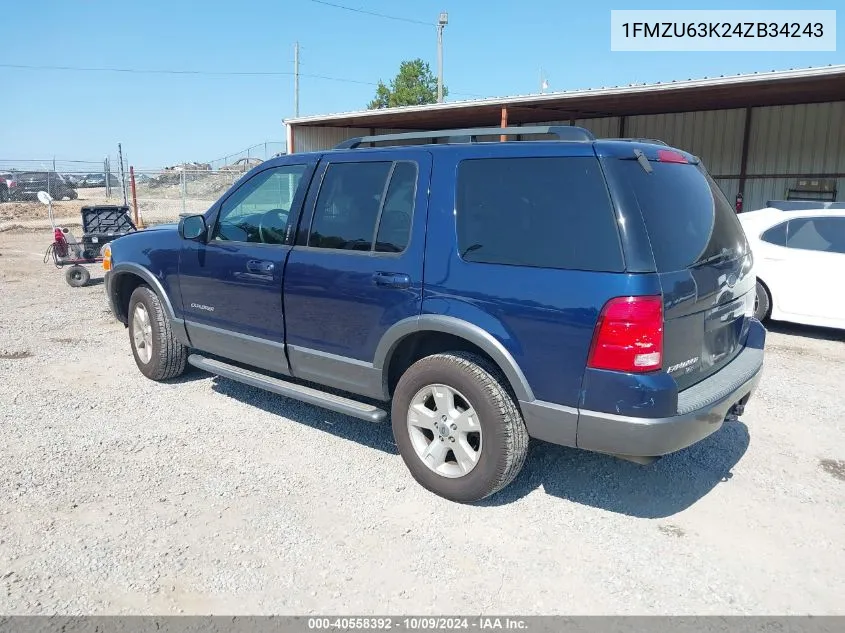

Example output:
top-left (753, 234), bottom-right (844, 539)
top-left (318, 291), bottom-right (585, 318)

top-left (407, 384), bottom-right (483, 479)
top-left (754, 280), bottom-right (771, 321)
top-left (392, 352), bottom-right (529, 503)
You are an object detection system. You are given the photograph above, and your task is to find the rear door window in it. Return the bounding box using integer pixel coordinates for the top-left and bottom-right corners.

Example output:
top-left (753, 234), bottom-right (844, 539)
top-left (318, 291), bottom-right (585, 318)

top-left (606, 160), bottom-right (748, 272)
top-left (787, 217), bottom-right (845, 254)
top-left (761, 221), bottom-right (787, 246)
top-left (455, 157), bottom-right (623, 271)
top-left (375, 162), bottom-right (417, 253)
top-left (309, 161), bottom-right (417, 252)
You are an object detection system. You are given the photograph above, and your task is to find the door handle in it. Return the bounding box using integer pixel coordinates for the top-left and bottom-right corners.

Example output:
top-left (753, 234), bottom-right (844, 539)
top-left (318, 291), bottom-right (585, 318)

top-left (372, 271), bottom-right (411, 289)
top-left (246, 259), bottom-right (274, 274)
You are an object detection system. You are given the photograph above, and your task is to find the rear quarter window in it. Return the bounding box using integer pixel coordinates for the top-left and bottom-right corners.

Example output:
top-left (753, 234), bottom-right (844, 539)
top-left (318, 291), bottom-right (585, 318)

top-left (456, 157), bottom-right (623, 272)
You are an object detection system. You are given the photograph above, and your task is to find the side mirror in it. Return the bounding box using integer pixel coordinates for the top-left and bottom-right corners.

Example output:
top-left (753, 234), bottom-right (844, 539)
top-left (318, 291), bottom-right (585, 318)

top-left (179, 215), bottom-right (207, 241)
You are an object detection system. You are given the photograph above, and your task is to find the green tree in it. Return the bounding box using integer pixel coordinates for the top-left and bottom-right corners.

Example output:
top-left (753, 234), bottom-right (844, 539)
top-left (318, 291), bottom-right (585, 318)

top-left (367, 58), bottom-right (447, 109)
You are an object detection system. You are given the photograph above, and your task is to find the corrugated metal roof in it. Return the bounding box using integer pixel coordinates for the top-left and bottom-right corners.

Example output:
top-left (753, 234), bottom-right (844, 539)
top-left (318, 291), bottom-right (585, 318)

top-left (285, 64), bottom-right (845, 126)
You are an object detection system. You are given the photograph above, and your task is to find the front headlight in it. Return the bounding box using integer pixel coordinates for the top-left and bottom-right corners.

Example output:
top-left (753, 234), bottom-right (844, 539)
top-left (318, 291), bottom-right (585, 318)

top-left (102, 243), bottom-right (112, 271)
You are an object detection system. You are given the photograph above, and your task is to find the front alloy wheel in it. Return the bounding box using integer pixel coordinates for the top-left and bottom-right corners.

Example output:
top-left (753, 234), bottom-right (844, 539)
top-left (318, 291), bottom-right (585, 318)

top-left (131, 302), bottom-right (154, 364)
top-left (127, 285), bottom-right (188, 381)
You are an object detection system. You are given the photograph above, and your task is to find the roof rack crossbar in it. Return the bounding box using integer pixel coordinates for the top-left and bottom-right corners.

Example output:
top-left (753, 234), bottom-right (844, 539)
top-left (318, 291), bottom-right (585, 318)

top-left (335, 125), bottom-right (595, 149)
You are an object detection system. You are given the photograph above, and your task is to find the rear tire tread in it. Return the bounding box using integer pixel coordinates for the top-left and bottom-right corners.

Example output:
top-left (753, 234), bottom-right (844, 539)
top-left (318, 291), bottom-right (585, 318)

top-left (448, 352), bottom-right (529, 497)
top-left (755, 279), bottom-right (772, 321)
top-left (393, 351), bottom-right (529, 503)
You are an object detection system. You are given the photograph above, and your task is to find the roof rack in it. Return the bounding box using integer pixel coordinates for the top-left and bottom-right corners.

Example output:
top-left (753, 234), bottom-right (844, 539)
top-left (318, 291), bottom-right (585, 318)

top-left (335, 125), bottom-right (595, 149)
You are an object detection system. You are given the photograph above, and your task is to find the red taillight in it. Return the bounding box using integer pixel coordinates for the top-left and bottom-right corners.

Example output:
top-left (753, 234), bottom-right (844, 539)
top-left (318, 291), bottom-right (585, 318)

top-left (657, 149), bottom-right (688, 164)
top-left (587, 296), bottom-right (664, 373)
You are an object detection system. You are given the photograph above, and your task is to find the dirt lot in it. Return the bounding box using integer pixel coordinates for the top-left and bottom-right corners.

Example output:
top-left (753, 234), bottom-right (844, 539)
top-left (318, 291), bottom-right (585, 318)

top-left (1, 228), bottom-right (844, 615)
top-left (0, 187), bottom-right (214, 232)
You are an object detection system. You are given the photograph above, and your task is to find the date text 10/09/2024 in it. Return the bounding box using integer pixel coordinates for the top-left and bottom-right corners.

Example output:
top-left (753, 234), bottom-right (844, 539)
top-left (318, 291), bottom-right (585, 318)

top-left (307, 617), bottom-right (528, 630)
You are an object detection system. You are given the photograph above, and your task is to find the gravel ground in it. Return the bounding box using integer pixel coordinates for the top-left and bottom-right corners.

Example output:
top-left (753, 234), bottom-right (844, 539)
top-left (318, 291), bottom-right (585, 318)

top-left (1, 229), bottom-right (844, 615)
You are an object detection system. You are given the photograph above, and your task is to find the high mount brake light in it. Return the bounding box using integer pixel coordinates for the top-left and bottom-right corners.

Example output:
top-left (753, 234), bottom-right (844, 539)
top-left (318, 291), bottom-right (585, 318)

top-left (587, 296), bottom-right (664, 373)
top-left (657, 149), bottom-right (689, 164)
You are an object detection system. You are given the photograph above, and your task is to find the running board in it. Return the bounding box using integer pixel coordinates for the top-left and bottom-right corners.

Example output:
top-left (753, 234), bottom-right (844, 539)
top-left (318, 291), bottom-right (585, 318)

top-left (188, 354), bottom-right (388, 423)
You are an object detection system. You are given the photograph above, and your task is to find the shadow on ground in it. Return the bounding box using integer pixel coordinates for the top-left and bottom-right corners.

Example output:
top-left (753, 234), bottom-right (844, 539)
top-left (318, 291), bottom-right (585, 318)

top-left (210, 376), bottom-right (398, 454)
top-left (205, 373), bottom-right (749, 517)
top-left (765, 319), bottom-right (844, 342)
top-left (481, 419), bottom-right (749, 517)
top-left (167, 366), bottom-right (218, 385)
top-left (67, 277), bottom-right (104, 287)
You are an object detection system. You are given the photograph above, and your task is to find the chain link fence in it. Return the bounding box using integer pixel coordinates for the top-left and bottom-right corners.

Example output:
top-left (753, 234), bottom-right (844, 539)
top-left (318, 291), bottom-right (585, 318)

top-left (1, 142), bottom-right (286, 226)
top-left (123, 169), bottom-right (244, 225)
top-left (206, 141), bottom-right (286, 171)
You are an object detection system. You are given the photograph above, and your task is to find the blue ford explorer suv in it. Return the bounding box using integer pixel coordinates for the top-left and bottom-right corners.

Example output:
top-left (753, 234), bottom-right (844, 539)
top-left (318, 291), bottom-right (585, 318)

top-left (103, 126), bottom-right (765, 503)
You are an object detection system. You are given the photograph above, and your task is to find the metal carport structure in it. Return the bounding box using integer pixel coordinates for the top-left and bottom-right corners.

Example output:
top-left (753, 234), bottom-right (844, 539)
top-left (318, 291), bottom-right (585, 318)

top-left (285, 65), bottom-right (845, 211)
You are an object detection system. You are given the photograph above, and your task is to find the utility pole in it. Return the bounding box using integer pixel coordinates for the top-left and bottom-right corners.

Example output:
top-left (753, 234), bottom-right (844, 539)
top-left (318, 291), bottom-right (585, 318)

top-left (117, 143), bottom-right (128, 206)
top-left (294, 41), bottom-right (300, 117)
top-left (437, 12), bottom-right (448, 103)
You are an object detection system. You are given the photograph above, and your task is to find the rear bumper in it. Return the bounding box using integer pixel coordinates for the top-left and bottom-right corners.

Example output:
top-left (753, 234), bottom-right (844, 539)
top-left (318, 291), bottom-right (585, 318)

top-left (523, 328), bottom-right (765, 458)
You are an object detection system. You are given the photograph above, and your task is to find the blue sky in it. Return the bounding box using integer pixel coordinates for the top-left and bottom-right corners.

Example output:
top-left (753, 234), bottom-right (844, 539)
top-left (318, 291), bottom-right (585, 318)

top-left (1, 0), bottom-right (842, 168)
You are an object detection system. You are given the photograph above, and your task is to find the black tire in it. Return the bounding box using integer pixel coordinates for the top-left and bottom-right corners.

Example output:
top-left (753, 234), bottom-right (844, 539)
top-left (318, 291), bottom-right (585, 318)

top-left (0, 186), bottom-right (8, 203)
top-left (391, 351), bottom-right (529, 503)
top-left (754, 280), bottom-right (771, 321)
top-left (65, 265), bottom-right (90, 287)
top-left (128, 285), bottom-right (188, 381)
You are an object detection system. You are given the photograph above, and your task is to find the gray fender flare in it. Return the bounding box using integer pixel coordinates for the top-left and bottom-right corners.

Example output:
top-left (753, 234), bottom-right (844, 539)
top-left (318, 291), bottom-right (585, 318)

top-left (109, 262), bottom-right (190, 345)
top-left (373, 315), bottom-right (535, 402)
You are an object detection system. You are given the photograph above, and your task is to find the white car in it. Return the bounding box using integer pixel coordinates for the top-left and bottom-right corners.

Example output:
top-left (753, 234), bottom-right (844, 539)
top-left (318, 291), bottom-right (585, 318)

top-left (739, 207), bottom-right (845, 329)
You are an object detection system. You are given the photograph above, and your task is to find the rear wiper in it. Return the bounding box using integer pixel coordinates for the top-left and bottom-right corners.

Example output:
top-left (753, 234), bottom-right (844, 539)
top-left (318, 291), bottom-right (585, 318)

top-left (694, 248), bottom-right (734, 267)
top-left (633, 149), bottom-right (653, 174)
top-left (460, 243), bottom-right (483, 257)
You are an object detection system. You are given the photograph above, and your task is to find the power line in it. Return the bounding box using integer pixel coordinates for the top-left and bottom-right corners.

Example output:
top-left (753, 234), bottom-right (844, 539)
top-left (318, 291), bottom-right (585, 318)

top-left (302, 3), bottom-right (484, 99)
top-left (306, 0), bottom-right (432, 26)
top-left (0, 63), bottom-right (383, 87)
top-left (0, 62), bottom-right (484, 99)
top-left (305, 73), bottom-right (377, 86)
top-left (0, 63), bottom-right (295, 76)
